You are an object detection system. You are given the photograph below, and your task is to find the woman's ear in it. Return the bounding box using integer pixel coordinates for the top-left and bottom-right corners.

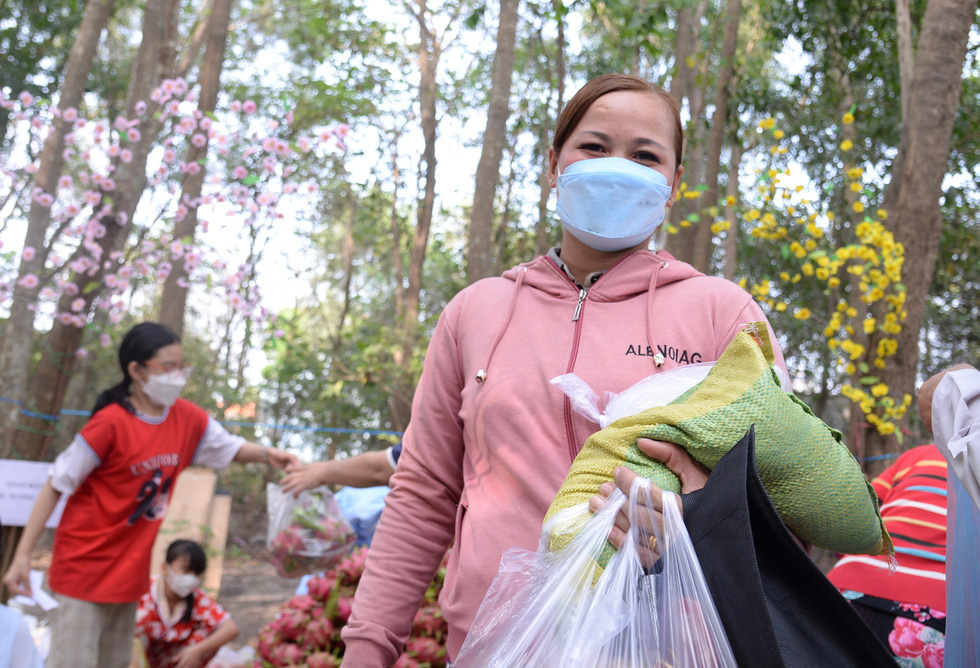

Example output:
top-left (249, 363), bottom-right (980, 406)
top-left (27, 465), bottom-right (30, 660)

top-left (127, 360), bottom-right (144, 386)
top-left (547, 146), bottom-right (558, 188)
top-left (667, 164), bottom-right (684, 207)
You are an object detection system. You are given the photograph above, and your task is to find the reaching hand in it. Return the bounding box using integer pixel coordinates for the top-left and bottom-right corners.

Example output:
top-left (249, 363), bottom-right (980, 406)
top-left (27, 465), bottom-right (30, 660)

top-left (265, 447), bottom-right (300, 470)
top-left (589, 438), bottom-right (708, 550)
top-left (918, 363), bottom-right (976, 434)
top-left (2, 555), bottom-right (33, 599)
top-left (280, 461), bottom-right (325, 496)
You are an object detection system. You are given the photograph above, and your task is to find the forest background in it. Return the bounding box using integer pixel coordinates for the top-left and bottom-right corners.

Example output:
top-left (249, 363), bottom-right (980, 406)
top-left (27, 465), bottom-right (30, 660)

top-left (0, 0), bottom-right (978, 573)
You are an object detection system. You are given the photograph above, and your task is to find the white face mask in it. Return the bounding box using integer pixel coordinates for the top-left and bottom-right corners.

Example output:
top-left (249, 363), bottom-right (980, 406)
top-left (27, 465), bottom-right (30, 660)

top-left (556, 157), bottom-right (673, 252)
top-left (165, 570), bottom-right (200, 598)
top-left (141, 370), bottom-right (187, 408)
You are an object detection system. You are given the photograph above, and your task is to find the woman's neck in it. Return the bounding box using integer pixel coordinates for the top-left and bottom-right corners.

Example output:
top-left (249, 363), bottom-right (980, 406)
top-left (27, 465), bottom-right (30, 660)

top-left (558, 233), bottom-right (648, 285)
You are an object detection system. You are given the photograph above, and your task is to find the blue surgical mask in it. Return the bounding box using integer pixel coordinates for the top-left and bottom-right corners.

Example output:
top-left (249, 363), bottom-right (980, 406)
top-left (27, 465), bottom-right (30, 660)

top-left (556, 157), bottom-right (673, 252)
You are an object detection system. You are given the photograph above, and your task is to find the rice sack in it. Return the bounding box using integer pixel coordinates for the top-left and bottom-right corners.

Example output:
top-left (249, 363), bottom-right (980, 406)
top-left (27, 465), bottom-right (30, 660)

top-left (544, 323), bottom-right (890, 565)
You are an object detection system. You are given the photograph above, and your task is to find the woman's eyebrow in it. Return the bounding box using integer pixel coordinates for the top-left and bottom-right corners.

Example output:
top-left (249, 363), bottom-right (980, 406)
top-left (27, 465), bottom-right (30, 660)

top-left (577, 130), bottom-right (667, 151)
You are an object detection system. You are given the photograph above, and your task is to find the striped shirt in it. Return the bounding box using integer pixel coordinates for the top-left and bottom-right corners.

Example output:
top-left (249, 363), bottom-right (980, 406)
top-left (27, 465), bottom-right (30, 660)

top-left (827, 443), bottom-right (947, 612)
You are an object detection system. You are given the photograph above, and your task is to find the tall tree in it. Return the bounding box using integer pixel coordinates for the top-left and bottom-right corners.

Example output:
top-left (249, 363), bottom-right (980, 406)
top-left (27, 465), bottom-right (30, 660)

top-left (861, 0), bottom-right (975, 475)
top-left (0, 0), bottom-right (116, 453)
top-left (466, 0), bottom-right (520, 284)
top-left (158, 0), bottom-right (235, 336)
top-left (390, 0), bottom-right (461, 430)
top-left (693, 0), bottom-right (742, 273)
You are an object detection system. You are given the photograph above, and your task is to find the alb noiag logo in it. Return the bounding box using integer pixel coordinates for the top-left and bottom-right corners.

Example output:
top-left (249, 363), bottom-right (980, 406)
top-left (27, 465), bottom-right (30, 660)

top-left (626, 343), bottom-right (702, 365)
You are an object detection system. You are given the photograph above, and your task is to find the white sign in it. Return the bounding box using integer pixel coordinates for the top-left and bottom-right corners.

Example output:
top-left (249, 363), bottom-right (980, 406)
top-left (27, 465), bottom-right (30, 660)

top-left (0, 460), bottom-right (67, 527)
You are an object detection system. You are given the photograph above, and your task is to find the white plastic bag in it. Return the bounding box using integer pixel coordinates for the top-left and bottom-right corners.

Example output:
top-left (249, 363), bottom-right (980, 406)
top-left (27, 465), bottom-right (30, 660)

top-left (455, 478), bottom-right (736, 667)
top-left (205, 645), bottom-right (256, 667)
top-left (266, 483), bottom-right (357, 578)
top-left (551, 362), bottom-right (715, 429)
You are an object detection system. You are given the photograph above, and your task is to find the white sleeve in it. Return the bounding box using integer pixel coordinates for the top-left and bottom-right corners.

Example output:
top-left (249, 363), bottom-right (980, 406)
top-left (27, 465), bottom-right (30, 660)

top-left (191, 417), bottom-right (247, 469)
top-left (932, 367), bottom-right (980, 511)
top-left (48, 434), bottom-right (101, 495)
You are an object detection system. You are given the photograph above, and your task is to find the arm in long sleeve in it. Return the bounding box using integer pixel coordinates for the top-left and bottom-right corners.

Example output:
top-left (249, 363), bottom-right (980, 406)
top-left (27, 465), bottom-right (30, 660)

top-left (932, 366), bottom-right (980, 511)
top-left (341, 308), bottom-right (467, 667)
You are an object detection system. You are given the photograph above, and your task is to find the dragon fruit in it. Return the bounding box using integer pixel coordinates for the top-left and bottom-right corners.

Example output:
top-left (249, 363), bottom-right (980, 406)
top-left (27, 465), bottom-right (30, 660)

top-left (268, 486), bottom-right (357, 578)
top-left (254, 547), bottom-right (450, 667)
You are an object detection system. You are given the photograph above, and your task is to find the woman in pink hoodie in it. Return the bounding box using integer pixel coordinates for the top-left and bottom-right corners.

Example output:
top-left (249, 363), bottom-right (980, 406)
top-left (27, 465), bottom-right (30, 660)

top-left (340, 73), bottom-right (787, 666)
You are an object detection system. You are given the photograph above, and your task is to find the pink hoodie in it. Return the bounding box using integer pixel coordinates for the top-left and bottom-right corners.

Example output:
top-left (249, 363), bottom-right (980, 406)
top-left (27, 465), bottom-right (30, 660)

top-left (340, 249), bottom-right (786, 665)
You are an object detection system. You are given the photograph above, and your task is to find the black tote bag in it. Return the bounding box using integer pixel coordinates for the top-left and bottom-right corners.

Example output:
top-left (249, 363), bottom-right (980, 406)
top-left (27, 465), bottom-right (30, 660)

top-left (681, 427), bottom-right (898, 667)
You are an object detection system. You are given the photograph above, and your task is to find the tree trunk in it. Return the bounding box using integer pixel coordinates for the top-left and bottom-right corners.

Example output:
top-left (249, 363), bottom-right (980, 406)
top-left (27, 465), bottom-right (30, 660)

top-left (535, 0), bottom-right (565, 257)
top-left (391, 0), bottom-right (442, 431)
top-left (6, 0), bottom-right (181, 464)
top-left (693, 0), bottom-right (741, 273)
top-left (0, 0), bottom-right (116, 457)
top-left (721, 137), bottom-right (742, 281)
top-left (861, 0), bottom-right (974, 477)
top-left (159, 0), bottom-right (234, 336)
top-left (466, 0), bottom-right (520, 284)
top-left (895, 0), bottom-right (915, 123)
top-left (664, 1), bottom-right (707, 264)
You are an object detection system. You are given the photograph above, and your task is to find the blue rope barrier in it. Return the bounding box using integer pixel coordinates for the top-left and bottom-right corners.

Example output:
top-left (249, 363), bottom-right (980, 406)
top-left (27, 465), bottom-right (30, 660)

top-left (0, 394), bottom-right (404, 436)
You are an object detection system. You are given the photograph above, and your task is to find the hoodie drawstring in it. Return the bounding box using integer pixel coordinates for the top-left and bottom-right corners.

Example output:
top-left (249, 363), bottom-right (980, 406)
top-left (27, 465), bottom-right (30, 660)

top-left (475, 266), bottom-right (527, 383)
top-left (645, 259), bottom-right (669, 368)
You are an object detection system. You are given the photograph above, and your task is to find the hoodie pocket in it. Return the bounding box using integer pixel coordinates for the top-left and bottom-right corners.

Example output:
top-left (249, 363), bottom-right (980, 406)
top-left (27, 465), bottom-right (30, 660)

top-left (440, 495), bottom-right (469, 612)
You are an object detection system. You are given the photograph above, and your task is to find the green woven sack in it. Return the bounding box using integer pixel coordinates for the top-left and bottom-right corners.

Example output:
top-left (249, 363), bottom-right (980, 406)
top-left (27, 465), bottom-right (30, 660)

top-left (545, 323), bottom-right (891, 564)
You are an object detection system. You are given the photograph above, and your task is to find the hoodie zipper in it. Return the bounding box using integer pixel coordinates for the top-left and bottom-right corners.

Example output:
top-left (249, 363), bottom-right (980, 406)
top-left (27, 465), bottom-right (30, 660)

top-left (565, 285), bottom-right (588, 462)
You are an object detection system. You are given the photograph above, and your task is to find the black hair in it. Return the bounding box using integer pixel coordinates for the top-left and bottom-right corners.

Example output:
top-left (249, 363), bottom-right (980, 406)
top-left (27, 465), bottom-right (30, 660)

top-left (166, 538), bottom-right (208, 574)
top-left (91, 322), bottom-right (180, 416)
top-left (165, 539), bottom-right (207, 622)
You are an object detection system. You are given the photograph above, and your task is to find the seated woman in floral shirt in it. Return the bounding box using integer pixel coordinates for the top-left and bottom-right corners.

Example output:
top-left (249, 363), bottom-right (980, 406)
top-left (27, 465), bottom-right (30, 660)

top-left (134, 539), bottom-right (239, 668)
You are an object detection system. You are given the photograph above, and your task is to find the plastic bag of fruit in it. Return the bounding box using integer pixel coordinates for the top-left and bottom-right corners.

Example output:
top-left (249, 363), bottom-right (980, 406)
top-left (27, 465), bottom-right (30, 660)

top-left (266, 483), bottom-right (357, 578)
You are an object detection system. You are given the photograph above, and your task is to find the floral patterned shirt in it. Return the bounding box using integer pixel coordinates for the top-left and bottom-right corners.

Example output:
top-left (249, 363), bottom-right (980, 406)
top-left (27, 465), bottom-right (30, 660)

top-left (135, 576), bottom-right (231, 668)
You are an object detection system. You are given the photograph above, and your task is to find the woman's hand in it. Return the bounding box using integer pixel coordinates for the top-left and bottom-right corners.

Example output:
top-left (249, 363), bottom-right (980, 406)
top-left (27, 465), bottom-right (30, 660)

top-left (174, 643), bottom-right (207, 668)
top-left (265, 447), bottom-right (300, 470)
top-left (2, 554), bottom-right (33, 598)
top-left (280, 461), bottom-right (324, 496)
top-left (588, 438), bottom-right (708, 550)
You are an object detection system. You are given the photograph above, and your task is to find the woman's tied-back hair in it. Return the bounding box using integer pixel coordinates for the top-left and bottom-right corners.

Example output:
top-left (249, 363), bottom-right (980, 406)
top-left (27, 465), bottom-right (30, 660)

top-left (551, 73), bottom-right (684, 168)
top-left (166, 538), bottom-right (208, 575)
top-left (91, 322), bottom-right (180, 416)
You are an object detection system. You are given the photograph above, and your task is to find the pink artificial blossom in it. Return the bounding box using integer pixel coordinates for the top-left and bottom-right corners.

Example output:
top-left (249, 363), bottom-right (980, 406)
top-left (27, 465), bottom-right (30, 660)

top-left (58, 175), bottom-right (73, 189)
top-left (242, 99), bottom-right (257, 114)
top-left (191, 133), bottom-right (207, 147)
top-left (163, 148), bottom-right (177, 163)
top-left (22, 247), bottom-right (36, 261)
top-left (107, 145), bottom-right (120, 157)
top-left (62, 107), bottom-right (78, 122)
top-left (18, 91), bottom-right (34, 107)
top-left (274, 329), bottom-right (285, 339)
top-left (34, 192), bottom-right (54, 207)
top-left (17, 274), bottom-right (40, 289)
top-left (109, 311), bottom-right (123, 324)
top-left (25, 163), bottom-right (39, 174)
top-left (126, 128), bottom-right (141, 142)
top-left (71, 298), bottom-right (85, 312)
top-left (135, 100), bottom-right (147, 115)
top-left (102, 178), bottom-right (116, 191)
top-left (229, 100), bottom-right (242, 112)
top-left (233, 165), bottom-right (248, 180)
top-left (100, 333), bottom-right (113, 347)
top-left (120, 148), bottom-right (133, 163)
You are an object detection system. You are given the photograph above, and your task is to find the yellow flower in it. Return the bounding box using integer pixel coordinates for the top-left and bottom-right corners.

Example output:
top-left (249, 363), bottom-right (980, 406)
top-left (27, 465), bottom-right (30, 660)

top-left (863, 318), bottom-right (876, 334)
top-left (849, 182), bottom-right (863, 193)
top-left (876, 422), bottom-right (896, 436)
top-left (853, 201), bottom-right (865, 213)
top-left (876, 209), bottom-right (888, 219)
top-left (759, 117), bottom-right (776, 130)
top-left (828, 277), bottom-right (841, 288)
top-left (773, 129), bottom-right (785, 140)
top-left (842, 112), bottom-right (855, 125)
top-left (775, 302), bottom-right (787, 312)
top-left (794, 308), bottom-right (811, 320)
top-left (846, 363), bottom-right (857, 375)
top-left (871, 383), bottom-right (889, 398)
top-left (846, 167), bottom-right (863, 180)
top-left (840, 139), bottom-right (854, 152)
top-left (666, 224), bottom-right (678, 234)
top-left (683, 190), bottom-right (701, 199)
